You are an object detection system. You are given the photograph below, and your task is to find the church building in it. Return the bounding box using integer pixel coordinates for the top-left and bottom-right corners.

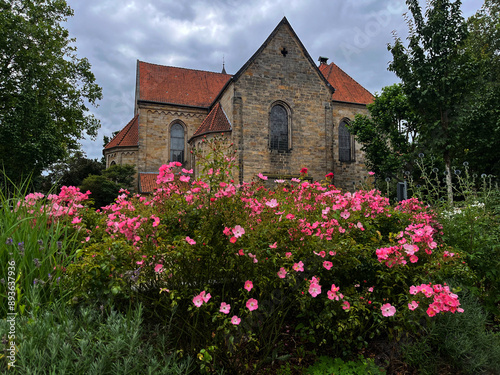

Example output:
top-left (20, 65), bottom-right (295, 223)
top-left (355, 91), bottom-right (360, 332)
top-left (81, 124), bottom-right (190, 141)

top-left (103, 17), bottom-right (374, 193)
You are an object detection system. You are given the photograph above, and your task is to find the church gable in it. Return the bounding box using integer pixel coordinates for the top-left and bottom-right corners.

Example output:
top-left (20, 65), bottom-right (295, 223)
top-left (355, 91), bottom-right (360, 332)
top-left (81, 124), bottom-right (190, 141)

top-left (229, 17), bottom-right (336, 181)
top-left (232, 17), bottom-right (334, 95)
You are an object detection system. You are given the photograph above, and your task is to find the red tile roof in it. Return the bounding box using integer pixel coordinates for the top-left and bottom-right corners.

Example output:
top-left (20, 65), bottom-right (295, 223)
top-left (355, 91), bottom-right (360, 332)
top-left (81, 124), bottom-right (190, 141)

top-left (105, 114), bottom-right (139, 149)
top-left (319, 62), bottom-right (374, 105)
top-left (192, 102), bottom-right (231, 139)
top-left (138, 61), bottom-right (231, 107)
top-left (139, 172), bottom-right (159, 194)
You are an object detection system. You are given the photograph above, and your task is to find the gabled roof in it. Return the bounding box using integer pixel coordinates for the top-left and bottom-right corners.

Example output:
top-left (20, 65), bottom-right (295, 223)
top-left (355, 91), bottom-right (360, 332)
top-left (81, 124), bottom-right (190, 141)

top-left (138, 61), bottom-right (231, 108)
top-left (230, 17), bottom-right (335, 95)
top-left (319, 62), bottom-right (374, 105)
top-left (139, 172), bottom-right (158, 194)
top-left (190, 102), bottom-right (231, 140)
top-left (104, 114), bottom-right (139, 150)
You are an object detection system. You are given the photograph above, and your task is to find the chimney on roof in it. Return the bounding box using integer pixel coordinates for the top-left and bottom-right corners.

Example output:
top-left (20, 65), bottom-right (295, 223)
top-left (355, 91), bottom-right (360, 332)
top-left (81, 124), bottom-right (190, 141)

top-left (318, 56), bottom-right (329, 65)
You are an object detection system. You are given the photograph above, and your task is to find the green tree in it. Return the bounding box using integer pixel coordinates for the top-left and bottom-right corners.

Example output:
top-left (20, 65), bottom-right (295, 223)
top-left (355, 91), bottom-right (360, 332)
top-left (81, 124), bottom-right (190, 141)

top-left (388, 0), bottom-right (474, 203)
top-left (0, 0), bottom-right (102, 183)
top-left (348, 84), bottom-right (421, 180)
top-left (80, 164), bottom-right (136, 208)
top-left (102, 164), bottom-right (136, 189)
top-left (80, 175), bottom-right (121, 209)
top-left (455, 0), bottom-right (500, 176)
top-left (38, 151), bottom-right (105, 192)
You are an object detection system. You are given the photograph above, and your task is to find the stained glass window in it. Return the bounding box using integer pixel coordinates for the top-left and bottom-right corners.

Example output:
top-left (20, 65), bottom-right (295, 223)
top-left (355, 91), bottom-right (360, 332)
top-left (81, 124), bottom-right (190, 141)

top-left (339, 120), bottom-right (352, 162)
top-left (270, 104), bottom-right (288, 151)
top-left (170, 123), bottom-right (184, 163)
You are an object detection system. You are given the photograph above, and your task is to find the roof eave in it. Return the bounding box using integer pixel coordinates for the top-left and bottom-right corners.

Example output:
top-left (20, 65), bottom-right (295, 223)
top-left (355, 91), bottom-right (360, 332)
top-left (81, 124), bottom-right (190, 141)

top-left (137, 99), bottom-right (210, 110)
top-left (332, 99), bottom-right (372, 106)
top-left (103, 144), bottom-right (139, 155)
top-left (188, 129), bottom-right (232, 144)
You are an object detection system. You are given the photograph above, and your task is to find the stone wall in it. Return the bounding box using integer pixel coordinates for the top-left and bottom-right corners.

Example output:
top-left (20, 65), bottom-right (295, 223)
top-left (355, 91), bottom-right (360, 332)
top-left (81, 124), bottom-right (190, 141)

top-left (331, 102), bottom-right (370, 190)
top-left (218, 82), bottom-right (234, 125)
top-left (105, 147), bottom-right (139, 189)
top-left (231, 23), bottom-right (334, 183)
top-left (137, 103), bottom-right (207, 173)
top-left (105, 147), bottom-right (138, 169)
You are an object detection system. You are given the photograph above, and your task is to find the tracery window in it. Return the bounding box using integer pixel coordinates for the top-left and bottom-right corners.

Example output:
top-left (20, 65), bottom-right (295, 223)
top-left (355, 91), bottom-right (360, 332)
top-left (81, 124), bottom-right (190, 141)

top-left (170, 123), bottom-right (185, 163)
top-left (270, 104), bottom-right (289, 151)
top-left (339, 120), bottom-right (354, 162)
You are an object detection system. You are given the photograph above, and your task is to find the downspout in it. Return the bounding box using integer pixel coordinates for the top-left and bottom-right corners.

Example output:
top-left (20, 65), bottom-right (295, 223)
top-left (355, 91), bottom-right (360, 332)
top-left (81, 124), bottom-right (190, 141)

top-left (324, 102), bottom-right (329, 176)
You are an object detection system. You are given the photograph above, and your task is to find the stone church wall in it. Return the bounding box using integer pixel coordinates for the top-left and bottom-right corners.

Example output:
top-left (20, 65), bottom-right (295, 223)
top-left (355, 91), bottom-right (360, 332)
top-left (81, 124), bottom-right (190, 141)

top-left (105, 147), bottom-right (138, 169)
top-left (332, 102), bottom-right (370, 190)
top-left (136, 103), bottom-right (207, 173)
top-left (218, 82), bottom-right (235, 125)
top-left (232, 25), bottom-right (334, 183)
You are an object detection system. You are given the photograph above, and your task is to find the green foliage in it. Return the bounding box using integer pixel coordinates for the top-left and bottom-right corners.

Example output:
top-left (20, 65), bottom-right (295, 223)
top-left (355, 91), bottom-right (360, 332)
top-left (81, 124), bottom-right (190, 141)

top-left (102, 164), bottom-right (136, 189)
top-left (0, 0), bottom-right (102, 183)
top-left (79, 175), bottom-right (121, 209)
top-left (388, 0), bottom-right (475, 203)
top-left (455, 0), bottom-right (500, 177)
top-left (401, 291), bottom-right (500, 375)
top-left (438, 192), bottom-right (500, 317)
top-left (304, 356), bottom-right (384, 375)
top-left (0, 302), bottom-right (196, 374)
top-left (39, 151), bottom-right (105, 193)
top-left (78, 164), bottom-right (135, 208)
top-left (0, 184), bottom-right (79, 317)
top-left (348, 84), bottom-right (421, 181)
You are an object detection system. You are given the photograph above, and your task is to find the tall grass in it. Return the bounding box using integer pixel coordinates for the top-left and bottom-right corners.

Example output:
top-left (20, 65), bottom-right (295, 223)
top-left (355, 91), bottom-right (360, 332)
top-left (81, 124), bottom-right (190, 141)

top-left (0, 177), bottom-right (79, 317)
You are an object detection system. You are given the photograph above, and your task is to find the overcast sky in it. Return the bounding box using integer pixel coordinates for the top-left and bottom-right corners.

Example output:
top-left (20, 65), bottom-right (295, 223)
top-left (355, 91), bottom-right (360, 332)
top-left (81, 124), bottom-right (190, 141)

top-left (64, 0), bottom-right (483, 160)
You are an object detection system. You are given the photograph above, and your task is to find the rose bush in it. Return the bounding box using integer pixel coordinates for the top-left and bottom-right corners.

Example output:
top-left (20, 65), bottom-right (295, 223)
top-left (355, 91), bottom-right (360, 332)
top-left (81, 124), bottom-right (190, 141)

top-left (62, 137), bottom-right (468, 372)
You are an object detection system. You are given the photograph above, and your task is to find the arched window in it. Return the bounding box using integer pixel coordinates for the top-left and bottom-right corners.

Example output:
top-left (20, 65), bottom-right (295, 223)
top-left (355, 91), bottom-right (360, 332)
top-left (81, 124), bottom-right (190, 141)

top-left (270, 104), bottom-right (289, 151)
top-left (339, 120), bottom-right (353, 162)
top-left (170, 123), bottom-right (185, 163)
top-left (110, 161), bottom-right (116, 166)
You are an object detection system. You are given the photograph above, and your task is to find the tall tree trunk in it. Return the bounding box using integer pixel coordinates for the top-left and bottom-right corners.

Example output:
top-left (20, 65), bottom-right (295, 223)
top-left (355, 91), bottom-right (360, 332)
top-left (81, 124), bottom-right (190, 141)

top-left (444, 150), bottom-right (453, 205)
top-left (442, 110), bottom-right (453, 205)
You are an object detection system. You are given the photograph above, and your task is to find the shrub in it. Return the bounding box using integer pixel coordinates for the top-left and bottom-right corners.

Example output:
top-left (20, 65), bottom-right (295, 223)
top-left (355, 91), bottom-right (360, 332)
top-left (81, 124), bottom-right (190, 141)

top-left (79, 175), bottom-right (121, 209)
top-left (401, 291), bottom-right (500, 374)
top-left (304, 355), bottom-right (385, 375)
top-left (0, 302), bottom-right (196, 374)
top-left (62, 137), bottom-right (469, 372)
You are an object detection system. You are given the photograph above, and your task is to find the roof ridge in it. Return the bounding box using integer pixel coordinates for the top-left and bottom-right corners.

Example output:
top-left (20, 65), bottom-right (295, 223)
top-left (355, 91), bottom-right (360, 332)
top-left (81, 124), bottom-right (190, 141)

top-left (138, 60), bottom-right (231, 76)
top-left (190, 102), bottom-right (231, 140)
top-left (209, 104), bottom-right (218, 130)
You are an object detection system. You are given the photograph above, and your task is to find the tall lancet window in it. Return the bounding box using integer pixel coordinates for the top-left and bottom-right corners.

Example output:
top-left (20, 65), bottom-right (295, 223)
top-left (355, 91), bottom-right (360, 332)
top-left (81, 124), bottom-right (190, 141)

top-left (170, 123), bottom-right (185, 163)
top-left (270, 104), bottom-right (289, 151)
top-left (339, 120), bottom-right (353, 162)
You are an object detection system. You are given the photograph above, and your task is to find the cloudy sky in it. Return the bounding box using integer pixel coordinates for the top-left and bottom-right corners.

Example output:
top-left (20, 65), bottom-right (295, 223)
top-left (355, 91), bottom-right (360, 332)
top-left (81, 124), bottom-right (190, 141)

top-left (64, 0), bottom-right (483, 160)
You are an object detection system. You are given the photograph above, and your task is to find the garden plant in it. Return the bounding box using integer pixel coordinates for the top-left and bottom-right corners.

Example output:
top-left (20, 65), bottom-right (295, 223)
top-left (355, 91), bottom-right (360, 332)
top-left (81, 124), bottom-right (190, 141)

top-left (1, 136), bottom-right (499, 374)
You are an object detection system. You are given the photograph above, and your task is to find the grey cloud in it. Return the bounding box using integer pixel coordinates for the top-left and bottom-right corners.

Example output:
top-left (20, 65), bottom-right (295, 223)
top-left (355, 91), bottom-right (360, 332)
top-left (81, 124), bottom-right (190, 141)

top-left (64, 0), bottom-right (483, 160)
